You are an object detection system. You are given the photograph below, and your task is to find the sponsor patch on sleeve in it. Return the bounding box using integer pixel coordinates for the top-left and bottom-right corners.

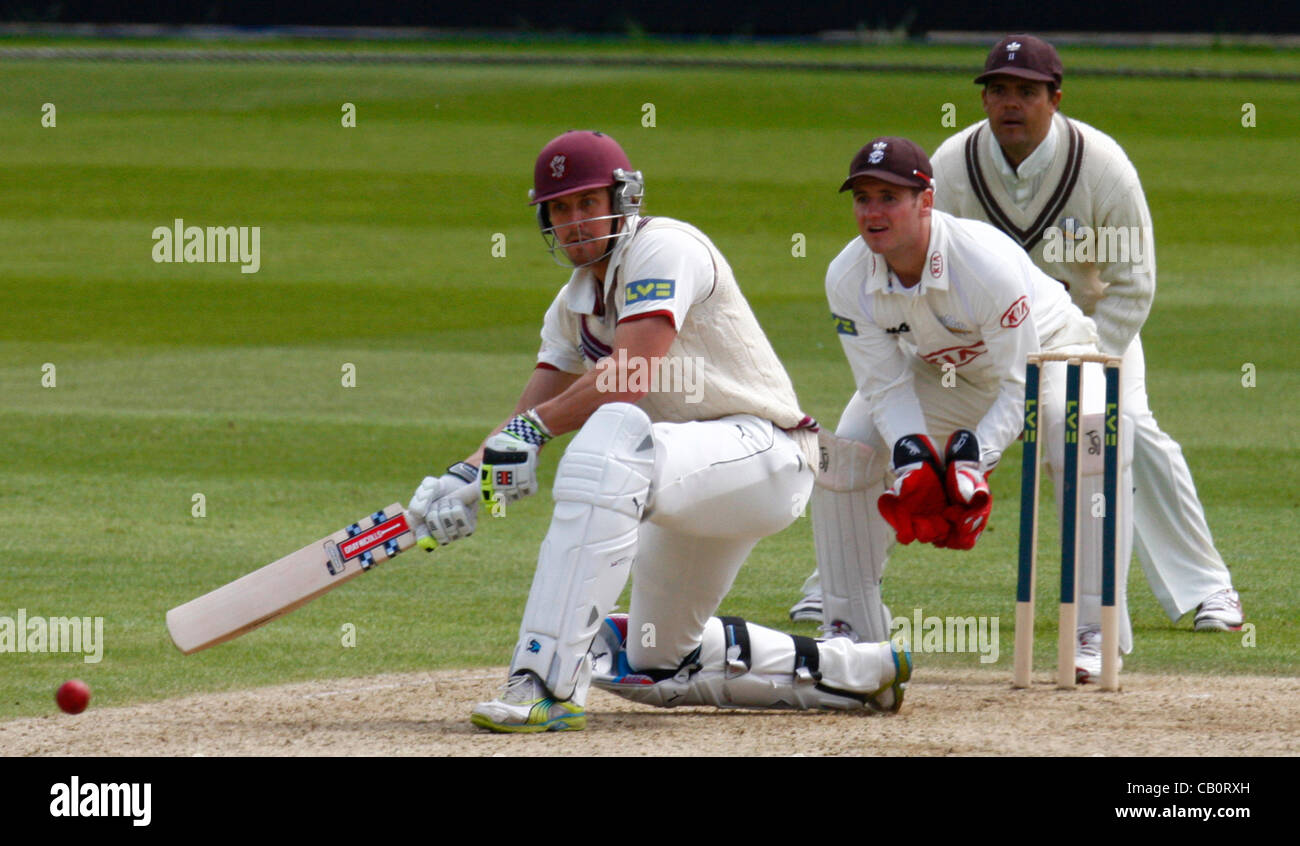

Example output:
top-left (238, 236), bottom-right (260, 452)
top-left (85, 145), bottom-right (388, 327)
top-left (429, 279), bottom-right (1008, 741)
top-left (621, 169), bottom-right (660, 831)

top-left (1000, 296), bottom-right (1030, 328)
top-left (625, 279), bottom-right (675, 305)
top-left (832, 313), bottom-right (858, 336)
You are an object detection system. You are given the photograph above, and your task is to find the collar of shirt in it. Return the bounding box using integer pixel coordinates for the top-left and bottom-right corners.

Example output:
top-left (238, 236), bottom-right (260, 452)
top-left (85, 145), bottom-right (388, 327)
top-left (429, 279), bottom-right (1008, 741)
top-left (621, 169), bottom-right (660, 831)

top-left (988, 112), bottom-right (1062, 206)
top-left (861, 210), bottom-right (953, 296)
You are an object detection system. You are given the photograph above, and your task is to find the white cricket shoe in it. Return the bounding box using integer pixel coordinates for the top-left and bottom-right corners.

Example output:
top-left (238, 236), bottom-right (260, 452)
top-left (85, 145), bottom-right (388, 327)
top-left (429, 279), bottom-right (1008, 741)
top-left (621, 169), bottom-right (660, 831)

top-left (1074, 626), bottom-right (1121, 685)
top-left (788, 592), bottom-right (824, 623)
top-left (470, 671), bottom-right (586, 733)
top-left (1193, 588), bottom-right (1244, 632)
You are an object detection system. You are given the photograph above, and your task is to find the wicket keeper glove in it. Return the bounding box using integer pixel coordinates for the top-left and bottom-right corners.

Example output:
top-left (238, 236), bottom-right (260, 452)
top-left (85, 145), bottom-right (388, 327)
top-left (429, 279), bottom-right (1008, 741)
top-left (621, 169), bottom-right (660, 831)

top-left (481, 408), bottom-right (552, 503)
top-left (877, 434), bottom-right (951, 545)
top-left (409, 462), bottom-right (480, 549)
top-left (937, 429), bottom-right (992, 551)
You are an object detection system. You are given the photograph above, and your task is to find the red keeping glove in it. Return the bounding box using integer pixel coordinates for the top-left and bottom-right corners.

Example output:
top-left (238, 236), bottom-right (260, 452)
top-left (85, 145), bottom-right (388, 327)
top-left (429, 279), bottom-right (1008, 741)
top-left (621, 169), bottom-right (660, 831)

top-left (937, 429), bottom-right (992, 550)
top-left (877, 435), bottom-right (951, 545)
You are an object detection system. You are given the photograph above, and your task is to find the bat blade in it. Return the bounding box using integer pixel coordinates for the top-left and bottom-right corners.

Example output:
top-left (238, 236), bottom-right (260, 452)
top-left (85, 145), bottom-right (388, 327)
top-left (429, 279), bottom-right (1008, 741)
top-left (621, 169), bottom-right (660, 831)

top-left (166, 503), bottom-right (417, 654)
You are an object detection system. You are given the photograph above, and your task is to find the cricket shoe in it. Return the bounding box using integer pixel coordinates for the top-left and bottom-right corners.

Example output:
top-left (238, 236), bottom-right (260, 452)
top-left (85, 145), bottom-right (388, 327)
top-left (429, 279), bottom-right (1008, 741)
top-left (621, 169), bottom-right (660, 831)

top-left (866, 637), bottom-right (912, 714)
top-left (470, 671), bottom-right (586, 733)
top-left (1193, 588), bottom-right (1243, 632)
top-left (789, 591), bottom-right (824, 623)
top-left (1074, 626), bottom-right (1122, 684)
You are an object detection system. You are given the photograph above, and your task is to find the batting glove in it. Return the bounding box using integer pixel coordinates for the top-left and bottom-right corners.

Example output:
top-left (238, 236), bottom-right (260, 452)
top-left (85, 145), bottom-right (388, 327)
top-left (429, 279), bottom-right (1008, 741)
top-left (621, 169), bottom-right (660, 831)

top-left (481, 409), bottom-right (552, 503)
top-left (937, 429), bottom-right (992, 550)
top-left (409, 462), bottom-right (479, 550)
top-left (877, 434), bottom-right (951, 545)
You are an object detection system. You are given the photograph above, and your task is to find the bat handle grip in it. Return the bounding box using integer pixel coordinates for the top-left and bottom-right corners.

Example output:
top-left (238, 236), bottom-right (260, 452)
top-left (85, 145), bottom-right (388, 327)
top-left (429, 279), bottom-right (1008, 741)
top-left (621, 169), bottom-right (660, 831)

top-left (405, 509), bottom-right (439, 552)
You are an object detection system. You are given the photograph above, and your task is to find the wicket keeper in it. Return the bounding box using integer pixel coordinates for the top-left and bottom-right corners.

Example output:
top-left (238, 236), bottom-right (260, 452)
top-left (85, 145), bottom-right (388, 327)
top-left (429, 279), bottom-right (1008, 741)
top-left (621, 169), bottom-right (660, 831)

top-left (809, 136), bottom-right (1136, 683)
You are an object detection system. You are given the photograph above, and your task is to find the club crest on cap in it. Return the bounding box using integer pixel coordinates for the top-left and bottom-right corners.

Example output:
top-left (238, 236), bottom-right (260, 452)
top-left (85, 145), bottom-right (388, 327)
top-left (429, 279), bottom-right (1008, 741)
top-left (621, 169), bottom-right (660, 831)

top-left (1007, 41), bottom-right (1022, 52)
top-left (550, 155), bottom-right (566, 179)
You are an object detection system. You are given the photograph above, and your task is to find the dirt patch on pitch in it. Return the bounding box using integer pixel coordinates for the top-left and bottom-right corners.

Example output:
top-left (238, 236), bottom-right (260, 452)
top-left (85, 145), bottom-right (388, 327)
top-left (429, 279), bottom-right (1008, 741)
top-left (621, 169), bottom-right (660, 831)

top-left (2, 668), bottom-right (1296, 757)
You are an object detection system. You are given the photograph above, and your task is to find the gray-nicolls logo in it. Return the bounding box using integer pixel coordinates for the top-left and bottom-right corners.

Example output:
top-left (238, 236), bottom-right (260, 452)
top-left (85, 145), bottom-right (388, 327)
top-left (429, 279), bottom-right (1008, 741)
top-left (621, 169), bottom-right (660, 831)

top-left (49, 777), bottom-right (151, 826)
top-left (550, 155), bottom-right (566, 179)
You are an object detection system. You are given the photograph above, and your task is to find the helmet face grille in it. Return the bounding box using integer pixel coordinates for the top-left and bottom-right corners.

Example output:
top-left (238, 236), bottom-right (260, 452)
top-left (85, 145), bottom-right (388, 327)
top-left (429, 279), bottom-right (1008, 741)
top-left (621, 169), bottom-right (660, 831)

top-left (537, 210), bottom-right (633, 269)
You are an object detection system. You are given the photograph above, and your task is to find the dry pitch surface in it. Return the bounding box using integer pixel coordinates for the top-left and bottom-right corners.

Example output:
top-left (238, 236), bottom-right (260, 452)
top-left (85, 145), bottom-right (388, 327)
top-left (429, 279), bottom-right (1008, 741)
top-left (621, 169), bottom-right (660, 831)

top-left (3, 669), bottom-right (1297, 756)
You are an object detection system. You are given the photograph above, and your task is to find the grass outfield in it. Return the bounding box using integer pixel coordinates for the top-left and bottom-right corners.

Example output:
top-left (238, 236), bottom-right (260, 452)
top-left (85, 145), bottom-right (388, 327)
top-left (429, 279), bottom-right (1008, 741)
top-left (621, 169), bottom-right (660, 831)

top-left (1, 44), bottom-right (1296, 719)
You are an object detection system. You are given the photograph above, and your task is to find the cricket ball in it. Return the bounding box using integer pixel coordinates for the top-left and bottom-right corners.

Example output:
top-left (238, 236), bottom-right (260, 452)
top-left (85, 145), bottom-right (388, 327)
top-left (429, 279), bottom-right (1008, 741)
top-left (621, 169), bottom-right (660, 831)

top-left (56, 679), bottom-right (91, 714)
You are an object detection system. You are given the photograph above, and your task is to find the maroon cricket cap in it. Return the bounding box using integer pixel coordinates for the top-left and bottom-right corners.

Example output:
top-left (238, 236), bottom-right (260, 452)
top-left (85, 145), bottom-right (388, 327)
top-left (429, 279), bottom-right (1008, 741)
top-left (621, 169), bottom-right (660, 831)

top-left (839, 137), bottom-right (934, 192)
top-left (974, 34), bottom-right (1064, 87)
top-left (529, 130), bottom-right (633, 206)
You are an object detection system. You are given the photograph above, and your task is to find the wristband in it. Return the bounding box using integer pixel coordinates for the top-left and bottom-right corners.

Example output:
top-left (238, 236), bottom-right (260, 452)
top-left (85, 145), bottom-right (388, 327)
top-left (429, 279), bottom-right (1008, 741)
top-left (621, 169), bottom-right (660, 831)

top-left (504, 409), bottom-right (553, 447)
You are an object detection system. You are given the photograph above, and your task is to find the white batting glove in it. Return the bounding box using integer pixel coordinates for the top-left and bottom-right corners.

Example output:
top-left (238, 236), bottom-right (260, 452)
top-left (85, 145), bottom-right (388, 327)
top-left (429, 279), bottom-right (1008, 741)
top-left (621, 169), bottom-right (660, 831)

top-left (481, 409), bottom-right (552, 503)
top-left (409, 462), bottom-right (479, 550)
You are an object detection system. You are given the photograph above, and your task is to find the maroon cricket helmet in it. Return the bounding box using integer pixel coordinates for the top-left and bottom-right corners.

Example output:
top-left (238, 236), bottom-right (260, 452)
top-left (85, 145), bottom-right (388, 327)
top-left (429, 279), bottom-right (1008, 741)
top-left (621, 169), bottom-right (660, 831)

top-left (530, 130), bottom-right (635, 206)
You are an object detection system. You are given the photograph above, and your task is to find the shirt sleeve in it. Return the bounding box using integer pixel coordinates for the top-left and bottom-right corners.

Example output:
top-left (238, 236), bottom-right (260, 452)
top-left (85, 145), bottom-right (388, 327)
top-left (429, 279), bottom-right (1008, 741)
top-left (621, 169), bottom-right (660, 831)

top-left (1089, 158), bottom-right (1156, 355)
top-left (615, 225), bottom-right (713, 328)
top-left (536, 288), bottom-right (585, 375)
top-left (826, 269), bottom-right (927, 450)
top-left (967, 254), bottom-right (1040, 462)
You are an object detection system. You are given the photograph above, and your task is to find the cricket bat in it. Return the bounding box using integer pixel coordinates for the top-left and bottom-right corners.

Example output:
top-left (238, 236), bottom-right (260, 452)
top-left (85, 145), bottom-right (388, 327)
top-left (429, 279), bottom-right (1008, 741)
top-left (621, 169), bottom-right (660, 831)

top-left (166, 486), bottom-right (478, 654)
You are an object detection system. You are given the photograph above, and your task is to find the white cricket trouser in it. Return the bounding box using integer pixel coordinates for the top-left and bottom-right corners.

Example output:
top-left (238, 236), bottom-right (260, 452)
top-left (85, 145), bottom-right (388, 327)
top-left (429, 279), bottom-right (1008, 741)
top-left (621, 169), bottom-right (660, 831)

top-left (628, 414), bottom-right (814, 670)
top-left (1122, 335), bottom-right (1234, 619)
top-left (515, 404), bottom-right (901, 707)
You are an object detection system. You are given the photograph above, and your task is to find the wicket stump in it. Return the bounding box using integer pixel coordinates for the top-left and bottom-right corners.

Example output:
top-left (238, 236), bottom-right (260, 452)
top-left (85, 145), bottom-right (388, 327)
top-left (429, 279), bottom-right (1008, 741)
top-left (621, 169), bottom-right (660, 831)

top-left (1014, 353), bottom-right (1122, 691)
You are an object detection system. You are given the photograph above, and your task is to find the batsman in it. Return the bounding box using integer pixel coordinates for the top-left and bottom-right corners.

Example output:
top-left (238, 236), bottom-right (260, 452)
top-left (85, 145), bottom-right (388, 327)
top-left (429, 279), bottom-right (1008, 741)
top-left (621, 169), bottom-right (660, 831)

top-left (407, 130), bottom-right (910, 732)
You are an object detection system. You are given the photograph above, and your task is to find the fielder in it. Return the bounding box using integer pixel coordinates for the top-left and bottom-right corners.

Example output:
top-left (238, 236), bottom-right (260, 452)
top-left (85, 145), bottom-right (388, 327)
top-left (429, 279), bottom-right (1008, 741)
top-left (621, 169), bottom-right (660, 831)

top-left (928, 34), bottom-right (1242, 633)
top-left (408, 130), bottom-right (910, 733)
top-left (809, 136), bottom-right (1136, 682)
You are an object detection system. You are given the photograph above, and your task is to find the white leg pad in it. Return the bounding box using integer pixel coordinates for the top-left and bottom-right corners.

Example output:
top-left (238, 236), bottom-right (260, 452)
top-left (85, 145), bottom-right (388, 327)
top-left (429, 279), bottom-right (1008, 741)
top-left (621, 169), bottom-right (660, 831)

top-left (593, 616), bottom-right (897, 711)
top-left (812, 391), bottom-right (894, 642)
top-left (813, 485), bottom-right (894, 642)
top-left (511, 403), bottom-right (655, 701)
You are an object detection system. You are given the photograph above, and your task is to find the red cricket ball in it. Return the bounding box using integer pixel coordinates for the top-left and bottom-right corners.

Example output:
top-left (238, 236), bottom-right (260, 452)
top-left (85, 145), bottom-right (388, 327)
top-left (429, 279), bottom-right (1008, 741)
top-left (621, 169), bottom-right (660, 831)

top-left (56, 679), bottom-right (91, 714)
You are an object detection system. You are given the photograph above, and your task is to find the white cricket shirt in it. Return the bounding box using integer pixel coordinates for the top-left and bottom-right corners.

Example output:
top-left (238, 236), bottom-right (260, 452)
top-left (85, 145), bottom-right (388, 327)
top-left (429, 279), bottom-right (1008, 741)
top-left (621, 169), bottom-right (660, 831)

top-left (825, 210), bottom-right (1096, 456)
